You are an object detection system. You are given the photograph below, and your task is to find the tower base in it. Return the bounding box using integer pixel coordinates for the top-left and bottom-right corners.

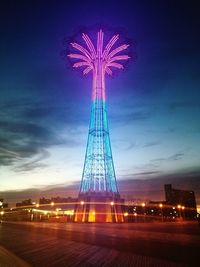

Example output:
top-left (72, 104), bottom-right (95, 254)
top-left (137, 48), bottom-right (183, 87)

top-left (74, 192), bottom-right (124, 223)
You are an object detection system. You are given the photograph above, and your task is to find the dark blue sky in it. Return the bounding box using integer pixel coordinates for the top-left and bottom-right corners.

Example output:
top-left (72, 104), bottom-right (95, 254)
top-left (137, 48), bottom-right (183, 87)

top-left (0, 0), bottom-right (200, 206)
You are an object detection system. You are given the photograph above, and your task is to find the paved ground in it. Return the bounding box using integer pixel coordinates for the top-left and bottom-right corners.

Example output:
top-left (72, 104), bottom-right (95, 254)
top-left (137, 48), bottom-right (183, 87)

top-left (0, 221), bottom-right (199, 267)
top-left (0, 245), bottom-right (31, 267)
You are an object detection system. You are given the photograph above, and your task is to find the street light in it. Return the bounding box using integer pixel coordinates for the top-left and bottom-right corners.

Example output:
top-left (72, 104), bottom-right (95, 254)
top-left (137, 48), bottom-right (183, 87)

top-left (182, 206), bottom-right (185, 220)
top-left (80, 201), bottom-right (84, 205)
top-left (142, 203), bottom-right (146, 222)
top-left (110, 201), bottom-right (114, 206)
top-left (177, 204), bottom-right (182, 219)
top-left (159, 203), bottom-right (163, 222)
top-left (0, 211), bottom-right (4, 223)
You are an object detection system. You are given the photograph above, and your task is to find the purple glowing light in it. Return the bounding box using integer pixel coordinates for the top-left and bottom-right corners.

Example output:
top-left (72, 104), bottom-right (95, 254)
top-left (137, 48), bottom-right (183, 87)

top-left (68, 29), bottom-right (130, 100)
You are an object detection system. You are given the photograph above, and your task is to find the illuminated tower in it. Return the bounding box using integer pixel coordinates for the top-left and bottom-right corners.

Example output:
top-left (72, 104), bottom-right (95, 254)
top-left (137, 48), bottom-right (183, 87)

top-left (68, 30), bottom-right (130, 222)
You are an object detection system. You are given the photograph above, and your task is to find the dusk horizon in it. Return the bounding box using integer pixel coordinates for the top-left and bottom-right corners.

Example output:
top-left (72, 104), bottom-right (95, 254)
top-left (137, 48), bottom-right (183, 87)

top-left (1, 173), bottom-right (200, 211)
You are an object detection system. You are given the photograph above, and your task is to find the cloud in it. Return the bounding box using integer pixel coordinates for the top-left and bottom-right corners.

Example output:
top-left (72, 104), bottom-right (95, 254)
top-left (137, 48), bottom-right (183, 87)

top-left (150, 158), bottom-right (165, 164)
top-left (0, 95), bottom-right (153, 170)
top-left (0, 98), bottom-right (88, 127)
top-left (0, 120), bottom-right (51, 160)
top-left (150, 153), bottom-right (185, 165)
top-left (14, 149), bottom-right (50, 172)
top-left (133, 171), bottom-right (162, 176)
top-left (126, 171), bottom-right (162, 177)
top-left (15, 162), bottom-right (48, 172)
top-left (168, 153), bottom-right (184, 161)
top-left (0, 108), bottom-right (80, 168)
top-left (142, 141), bottom-right (160, 148)
top-left (120, 170), bottom-right (162, 180)
top-left (125, 142), bottom-right (137, 150)
top-left (123, 140), bottom-right (160, 151)
top-left (0, 120), bottom-right (52, 141)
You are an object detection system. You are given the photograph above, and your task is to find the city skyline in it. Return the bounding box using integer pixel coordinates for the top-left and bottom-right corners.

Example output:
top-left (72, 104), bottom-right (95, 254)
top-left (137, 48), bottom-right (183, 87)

top-left (0, 1), bottom-right (200, 208)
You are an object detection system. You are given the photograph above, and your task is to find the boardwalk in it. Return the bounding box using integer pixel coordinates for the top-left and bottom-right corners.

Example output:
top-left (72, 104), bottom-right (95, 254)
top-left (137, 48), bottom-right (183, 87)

top-left (0, 221), bottom-right (199, 267)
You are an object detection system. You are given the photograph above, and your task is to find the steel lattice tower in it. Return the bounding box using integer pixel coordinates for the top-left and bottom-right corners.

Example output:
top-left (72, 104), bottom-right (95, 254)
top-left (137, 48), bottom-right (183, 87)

top-left (68, 29), bottom-right (130, 222)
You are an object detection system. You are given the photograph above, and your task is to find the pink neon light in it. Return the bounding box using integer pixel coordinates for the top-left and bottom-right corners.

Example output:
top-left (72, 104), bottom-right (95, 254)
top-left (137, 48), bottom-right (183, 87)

top-left (102, 34), bottom-right (119, 59)
top-left (82, 34), bottom-right (96, 59)
top-left (73, 62), bottom-right (91, 68)
top-left (70, 43), bottom-right (92, 59)
top-left (109, 55), bottom-right (130, 63)
top-left (107, 62), bottom-right (124, 69)
top-left (83, 66), bottom-right (93, 75)
top-left (105, 67), bottom-right (112, 75)
top-left (68, 53), bottom-right (90, 62)
top-left (68, 30), bottom-right (130, 101)
top-left (107, 44), bottom-right (129, 59)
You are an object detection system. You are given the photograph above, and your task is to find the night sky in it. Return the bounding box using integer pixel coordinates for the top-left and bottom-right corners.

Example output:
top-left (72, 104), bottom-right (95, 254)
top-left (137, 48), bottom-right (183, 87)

top-left (0, 0), bottom-right (200, 207)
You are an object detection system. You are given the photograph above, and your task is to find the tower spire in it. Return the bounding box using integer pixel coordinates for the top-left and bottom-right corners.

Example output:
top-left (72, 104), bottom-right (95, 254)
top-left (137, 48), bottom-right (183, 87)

top-left (68, 29), bottom-right (130, 222)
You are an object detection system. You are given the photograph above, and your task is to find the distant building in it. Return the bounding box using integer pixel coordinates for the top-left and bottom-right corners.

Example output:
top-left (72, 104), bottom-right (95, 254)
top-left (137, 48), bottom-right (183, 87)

top-left (123, 184), bottom-right (197, 222)
top-left (8, 184), bottom-right (197, 223)
top-left (39, 197), bottom-right (51, 205)
top-left (164, 184), bottom-right (197, 219)
top-left (39, 196), bottom-right (76, 205)
top-left (16, 199), bottom-right (33, 207)
top-left (39, 196), bottom-right (77, 211)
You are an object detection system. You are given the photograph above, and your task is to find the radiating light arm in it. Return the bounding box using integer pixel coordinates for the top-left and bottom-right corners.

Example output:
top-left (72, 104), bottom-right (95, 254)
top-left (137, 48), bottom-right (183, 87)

top-left (82, 33), bottom-right (96, 59)
top-left (70, 42), bottom-right (92, 59)
top-left (102, 34), bottom-right (119, 59)
top-left (73, 61), bottom-right (92, 68)
top-left (83, 66), bottom-right (93, 75)
top-left (105, 67), bottom-right (112, 75)
top-left (107, 62), bottom-right (124, 69)
top-left (107, 44), bottom-right (129, 59)
top-left (108, 55), bottom-right (130, 63)
top-left (68, 53), bottom-right (91, 63)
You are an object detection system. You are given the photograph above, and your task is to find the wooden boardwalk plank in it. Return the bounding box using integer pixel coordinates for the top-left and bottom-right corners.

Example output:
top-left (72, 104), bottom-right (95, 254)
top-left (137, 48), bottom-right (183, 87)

top-left (1, 222), bottom-right (198, 267)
